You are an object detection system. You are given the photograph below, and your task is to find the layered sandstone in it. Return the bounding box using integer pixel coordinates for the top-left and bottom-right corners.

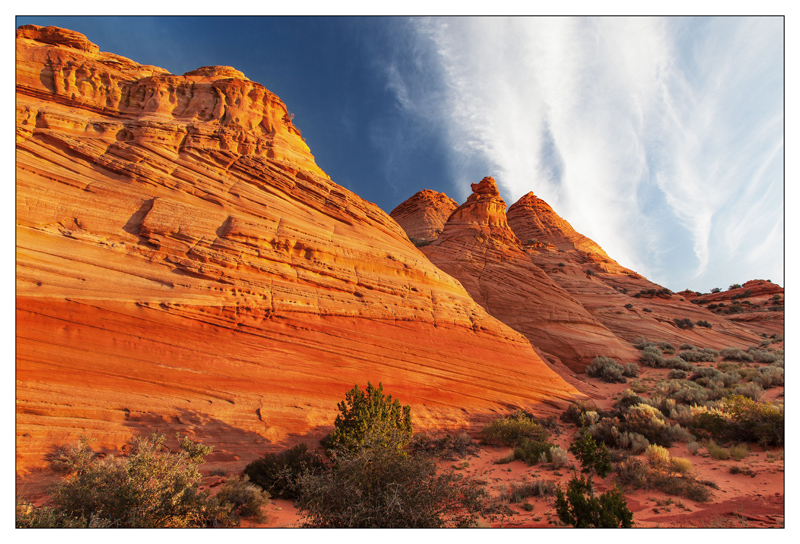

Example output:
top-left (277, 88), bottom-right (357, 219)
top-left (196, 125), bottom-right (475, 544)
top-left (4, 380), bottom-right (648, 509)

top-left (389, 189), bottom-right (457, 244)
top-left (421, 177), bottom-right (638, 372)
top-left (16, 26), bottom-right (579, 473)
top-left (505, 192), bottom-right (766, 349)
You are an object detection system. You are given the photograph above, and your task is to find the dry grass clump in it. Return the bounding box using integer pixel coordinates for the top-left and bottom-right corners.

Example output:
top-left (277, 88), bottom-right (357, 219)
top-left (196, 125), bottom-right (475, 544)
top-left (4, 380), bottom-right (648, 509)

top-left (644, 444), bottom-right (670, 468)
top-left (614, 457), bottom-right (712, 503)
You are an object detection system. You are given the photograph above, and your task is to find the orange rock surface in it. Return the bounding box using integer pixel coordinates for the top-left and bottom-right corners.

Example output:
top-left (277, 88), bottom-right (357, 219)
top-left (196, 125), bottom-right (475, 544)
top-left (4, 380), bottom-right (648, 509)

top-left (505, 192), bottom-right (767, 349)
top-left (389, 189), bottom-right (457, 244)
top-left (421, 177), bottom-right (638, 372)
top-left (15, 26), bottom-right (580, 474)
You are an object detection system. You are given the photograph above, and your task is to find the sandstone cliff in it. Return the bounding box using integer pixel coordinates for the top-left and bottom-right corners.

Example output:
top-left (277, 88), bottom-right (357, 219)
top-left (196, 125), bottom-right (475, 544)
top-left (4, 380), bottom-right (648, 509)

top-left (389, 189), bottom-right (457, 245)
top-left (421, 177), bottom-right (639, 372)
top-left (394, 183), bottom-right (767, 371)
top-left (16, 26), bottom-right (579, 473)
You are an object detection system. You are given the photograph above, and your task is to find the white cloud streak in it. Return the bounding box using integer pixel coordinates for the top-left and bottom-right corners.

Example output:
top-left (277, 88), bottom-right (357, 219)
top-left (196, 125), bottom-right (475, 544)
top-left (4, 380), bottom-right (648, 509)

top-left (388, 17), bottom-right (783, 290)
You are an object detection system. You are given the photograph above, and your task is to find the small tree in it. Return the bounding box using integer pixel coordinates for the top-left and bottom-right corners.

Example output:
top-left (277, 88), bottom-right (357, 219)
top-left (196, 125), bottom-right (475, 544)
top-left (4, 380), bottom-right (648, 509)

top-left (555, 433), bottom-right (632, 528)
top-left (324, 382), bottom-right (412, 454)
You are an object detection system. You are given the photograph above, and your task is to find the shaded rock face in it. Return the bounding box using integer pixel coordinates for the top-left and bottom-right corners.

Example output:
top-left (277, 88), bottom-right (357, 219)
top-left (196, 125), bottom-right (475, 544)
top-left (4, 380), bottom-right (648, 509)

top-left (422, 179), bottom-right (638, 372)
top-left (16, 26), bottom-right (580, 472)
top-left (505, 192), bottom-right (766, 349)
top-left (389, 189), bottom-right (457, 245)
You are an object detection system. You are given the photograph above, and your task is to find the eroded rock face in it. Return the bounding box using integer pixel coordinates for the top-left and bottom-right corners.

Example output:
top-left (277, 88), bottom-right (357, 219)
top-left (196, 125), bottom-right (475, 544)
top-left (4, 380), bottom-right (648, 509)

top-left (389, 189), bottom-right (457, 245)
top-left (16, 26), bottom-right (579, 473)
top-left (421, 178), bottom-right (638, 372)
top-left (505, 191), bottom-right (766, 349)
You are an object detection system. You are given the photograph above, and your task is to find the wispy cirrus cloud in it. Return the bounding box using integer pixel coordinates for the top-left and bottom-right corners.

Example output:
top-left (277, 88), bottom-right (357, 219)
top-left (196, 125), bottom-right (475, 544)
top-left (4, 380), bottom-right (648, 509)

top-left (385, 17), bottom-right (783, 291)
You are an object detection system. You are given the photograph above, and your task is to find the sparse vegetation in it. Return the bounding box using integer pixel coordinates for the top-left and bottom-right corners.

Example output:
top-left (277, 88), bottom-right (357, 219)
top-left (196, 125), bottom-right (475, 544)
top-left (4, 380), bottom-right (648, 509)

top-left (18, 434), bottom-right (258, 528)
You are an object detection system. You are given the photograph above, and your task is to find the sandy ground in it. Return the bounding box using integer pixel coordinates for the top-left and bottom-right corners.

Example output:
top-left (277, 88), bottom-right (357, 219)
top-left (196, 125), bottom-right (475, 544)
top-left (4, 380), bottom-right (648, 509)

top-left (18, 351), bottom-right (784, 529)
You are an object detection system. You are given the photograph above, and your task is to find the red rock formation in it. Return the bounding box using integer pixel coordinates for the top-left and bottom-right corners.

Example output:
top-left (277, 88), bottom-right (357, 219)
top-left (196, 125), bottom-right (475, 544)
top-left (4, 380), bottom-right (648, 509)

top-left (421, 177), bottom-right (638, 372)
top-left (16, 26), bottom-right (580, 473)
top-left (505, 192), bottom-right (767, 349)
top-left (389, 189), bottom-right (457, 244)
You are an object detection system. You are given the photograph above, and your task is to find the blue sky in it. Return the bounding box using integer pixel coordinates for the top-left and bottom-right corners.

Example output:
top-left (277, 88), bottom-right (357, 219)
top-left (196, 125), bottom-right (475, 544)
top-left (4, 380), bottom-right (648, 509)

top-left (16, 16), bottom-right (785, 292)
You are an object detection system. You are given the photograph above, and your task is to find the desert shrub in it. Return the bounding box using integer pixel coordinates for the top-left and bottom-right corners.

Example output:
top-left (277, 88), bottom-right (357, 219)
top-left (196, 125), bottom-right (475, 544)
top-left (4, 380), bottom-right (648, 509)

top-left (586, 356), bottom-right (629, 383)
top-left (679, 343), bottom-right (695, 351)
top-left (622, 404), bottom-right (688, 447)
top-left (39, 434), bottom-right (237, 528)
top-left (706, 440), bottom-right (730, 460)
top-left (579, 410), bottom-right (601, 427)
top-left (644, 444), bottom-right (670, 468)
top-left (213, 476), bottom-right (270, 523)
top-left (295, 444), bottom-right (490, 528)
top-left (729, 443), bottom-right (749, 461)
top-left (550, 446), bottom-right (570, 469)
top-left (408, 431), bottom-right (479, 460)
top-left (623, 363), bottom-right (640, 378)
top-left (678, 349), bottom-right (716, 363)
top-left (501, 479), bottom-right (557, 503)
top-left (556, 434), bottom-right (632, 528)
top-left (561, 400), bottom-right (600, 425)
top-left (720, 347), bottom-right (753, 362)
top-left (614, 458), bottom-right (712, 503)
top-left (617, 431), bottom-right (650, 454)
top-left (717, 361), bottom-right (741, 372)
top-left (633, 337), bottom-right (655, 350)
top-left (665, 357), bottom-right (695, 371)
top-left (724, 395), bottom-right (784, 446)
top-left (711, 287), bottom-right (721, 293)
top-left (481, 410), bottom-right (550, 447)
top-left (732, 381), bottom-right (763, 401)
top-left (243, 443), bottom-right (325, 499)
top-left (325, 382), bottom-right (412, 454)
top-left (656, 379), bottom-right (708, 406)
top-left (555, 476), bottom-right (633, 528)
top-left (696, 320), bottom-right (712, 329)
top-left (748, 349), bottom-right (780, 364)
top-left (667, 369), bottom-right (689, 380)
top-left (513, 437), bottom-right (555, 466)
top-left (728, 283), bottom-right (742, 290)
top-left (624, 303), bottom-right (633, 309)
top-left (640, 346), bottom-right (666, 368)
top-left (673, 318), bottom-right (694, 330)
top-left (643, 307), bottom-right (653, 312)
top-left (752, 366), bottom-right (784, 389)
top-left (687, 441), bottom-right (701, 455)
top-left (669, 457), bottom-right (693, 475)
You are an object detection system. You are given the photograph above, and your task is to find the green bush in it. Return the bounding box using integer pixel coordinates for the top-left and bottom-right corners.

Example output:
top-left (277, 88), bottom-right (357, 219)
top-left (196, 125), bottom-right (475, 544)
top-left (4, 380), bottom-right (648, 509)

top-left (324, 382), bottom-right (412, 454)
top-left (696, 320), bottom-right (712, 328)
top-left (586, 356), bottom-right (629, 383)
top-left (480, 410), bottom-right (550, 447)
top-left (26, 434), bottom-right (240, 528)
top-left (725, 395), bottom-right (784, 446)
top-left (512, 438), bottom-right (555, 466)
top-left (213, 475), bottom-right (271, 523)
top-left (295, 444), bottom-right (492, 528)
top-left (555, 477), bottom-right (633, 528)
top-left (673, 318), bottom-right (694, 330)
top-left (243, 443), bottom-right (325, 499)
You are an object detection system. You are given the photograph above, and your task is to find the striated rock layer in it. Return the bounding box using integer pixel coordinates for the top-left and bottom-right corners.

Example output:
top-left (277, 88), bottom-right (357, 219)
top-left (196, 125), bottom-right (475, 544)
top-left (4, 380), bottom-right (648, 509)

top-left (390, 189), bottom-right (458, 245)
top-left (16, 26), bottom-right (580, 473)
top-left (421, 177), bottom-right (638, 372)
top-left (506, 192), bottom-right (766, 349)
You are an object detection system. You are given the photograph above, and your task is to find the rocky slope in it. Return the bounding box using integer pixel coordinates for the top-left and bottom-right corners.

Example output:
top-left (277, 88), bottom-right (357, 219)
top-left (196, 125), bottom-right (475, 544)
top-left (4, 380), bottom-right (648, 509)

top-left (15, 26), bottom-right (580, 473)
top-left (395, 185), bottom-right (768, 371)
top-left (389, 189), bottom-right (457, 245)
top-left (420, 177), bottom-right (639, 373)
